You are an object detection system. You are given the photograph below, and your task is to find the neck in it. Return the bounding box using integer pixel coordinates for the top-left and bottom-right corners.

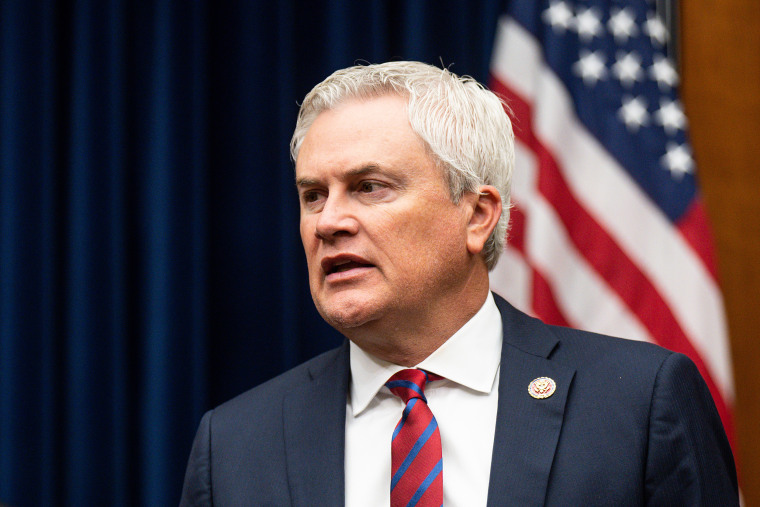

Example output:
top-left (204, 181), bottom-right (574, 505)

top-left (344, 278), bottom-right (491, 366)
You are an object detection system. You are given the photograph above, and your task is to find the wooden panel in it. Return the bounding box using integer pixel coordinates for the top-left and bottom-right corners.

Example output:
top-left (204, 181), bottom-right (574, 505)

top-left (680, 1), bottom-right (760, 503)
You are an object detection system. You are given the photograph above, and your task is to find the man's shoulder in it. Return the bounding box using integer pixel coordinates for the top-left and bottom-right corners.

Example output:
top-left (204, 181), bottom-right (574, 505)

top-left (537, 320), bottom-right (706, 409)
top-left (545, 318), bottom-right (682, 386)
top-left (494, 293), bottom-right (691, 398)
top-left (550, 323), bottom-right (671, 361)
top-left (495, 292), bottom-right (673, 371)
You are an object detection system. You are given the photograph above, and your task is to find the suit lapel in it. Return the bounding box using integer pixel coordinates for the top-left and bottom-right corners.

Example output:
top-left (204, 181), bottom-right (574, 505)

top-left (283, 341), bottom-right (350, 506)
top-left (487, 296), bottom-right (576, 506)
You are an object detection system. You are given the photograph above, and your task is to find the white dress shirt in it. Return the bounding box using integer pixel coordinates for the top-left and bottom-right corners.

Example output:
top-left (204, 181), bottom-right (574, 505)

top-left (345, 292), bottom-right (503, 507)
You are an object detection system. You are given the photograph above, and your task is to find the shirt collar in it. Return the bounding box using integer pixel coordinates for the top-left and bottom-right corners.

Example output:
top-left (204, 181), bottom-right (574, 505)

top-left (349, 292), bottom-right (503, 416)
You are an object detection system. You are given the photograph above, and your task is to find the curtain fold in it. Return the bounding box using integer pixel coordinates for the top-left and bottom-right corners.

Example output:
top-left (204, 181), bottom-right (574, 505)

top-left (0, 1), bottom-right (502, 504)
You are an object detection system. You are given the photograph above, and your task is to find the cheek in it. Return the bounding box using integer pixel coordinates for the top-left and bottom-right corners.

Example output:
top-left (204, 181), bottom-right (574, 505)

top-left (299, 219), bottom-right (315, 250)
top-left (390, 208), bottom-right (467, 264)
top-left (408, 201), bottom-right (465, 237)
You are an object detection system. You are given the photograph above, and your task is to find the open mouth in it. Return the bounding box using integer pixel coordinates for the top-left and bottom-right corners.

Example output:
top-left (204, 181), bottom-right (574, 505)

top-left (322, 255), bottom-right (374, 276)
top-left (328, 259), bottom-right (373, 275)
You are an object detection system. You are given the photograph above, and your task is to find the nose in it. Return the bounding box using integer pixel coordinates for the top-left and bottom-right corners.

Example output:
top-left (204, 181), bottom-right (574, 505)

top-left (314, 193), bottom-right (359, 240)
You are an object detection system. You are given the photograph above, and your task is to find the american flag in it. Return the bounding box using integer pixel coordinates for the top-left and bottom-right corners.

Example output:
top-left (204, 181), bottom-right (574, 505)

top-left (488, 0), bottom-right (735, 451)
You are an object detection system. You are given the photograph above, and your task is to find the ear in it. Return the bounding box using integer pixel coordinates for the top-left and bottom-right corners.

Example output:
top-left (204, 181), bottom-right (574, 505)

top-left (465, 185), bottom-right (502, 256)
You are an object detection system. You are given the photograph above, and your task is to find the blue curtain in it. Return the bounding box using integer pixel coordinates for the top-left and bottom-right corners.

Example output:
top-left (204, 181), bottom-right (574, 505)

top-left (0, 1), bottom-right (503, 504)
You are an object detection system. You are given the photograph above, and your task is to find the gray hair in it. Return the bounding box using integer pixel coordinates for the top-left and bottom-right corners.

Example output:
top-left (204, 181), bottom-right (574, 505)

top-left (290, 61), bottom-right (514, 270)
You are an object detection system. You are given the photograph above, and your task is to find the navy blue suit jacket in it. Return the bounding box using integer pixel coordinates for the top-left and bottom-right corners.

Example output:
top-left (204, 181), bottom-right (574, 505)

top-left (180, 295), bottom-right (737, 505)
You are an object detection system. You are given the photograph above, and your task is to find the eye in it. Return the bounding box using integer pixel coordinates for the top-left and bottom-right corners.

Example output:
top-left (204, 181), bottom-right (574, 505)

top-left (301, 190), bottom-right (320, 202)
top-left (300, 189), bottom-right (326, 210)
top-left (358, 180), bottom-right (383, 193)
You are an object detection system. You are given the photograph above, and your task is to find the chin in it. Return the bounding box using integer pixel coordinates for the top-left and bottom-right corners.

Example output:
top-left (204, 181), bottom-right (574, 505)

top-left (314, 293), bottom-right (383, 331)
top-left (319, 305), bottom-right (376, 330)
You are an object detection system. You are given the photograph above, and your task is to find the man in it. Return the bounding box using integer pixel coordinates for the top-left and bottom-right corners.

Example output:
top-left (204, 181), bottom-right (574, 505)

top-left (181, 61), bottom-right (738, 506)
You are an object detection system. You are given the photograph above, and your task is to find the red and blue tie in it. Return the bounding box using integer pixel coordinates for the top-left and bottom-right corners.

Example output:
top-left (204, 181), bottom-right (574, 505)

top-left (385, 369), bottom-right (444, 507)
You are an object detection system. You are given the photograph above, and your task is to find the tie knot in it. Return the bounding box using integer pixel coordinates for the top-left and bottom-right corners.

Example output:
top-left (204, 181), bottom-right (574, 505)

top-left (385, 368), bottom-right (443, 404)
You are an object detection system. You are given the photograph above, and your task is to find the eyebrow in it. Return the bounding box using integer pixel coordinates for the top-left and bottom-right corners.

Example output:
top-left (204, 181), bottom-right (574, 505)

top-left (295, 164), bottom-right (384, 188)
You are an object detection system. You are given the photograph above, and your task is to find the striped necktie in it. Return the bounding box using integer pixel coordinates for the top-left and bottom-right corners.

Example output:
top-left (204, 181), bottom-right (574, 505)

top-left (385, 368), bottom-right (444, 507)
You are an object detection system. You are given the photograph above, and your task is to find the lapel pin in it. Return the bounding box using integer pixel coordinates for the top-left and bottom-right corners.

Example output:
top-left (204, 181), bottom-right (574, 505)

top-left (528, 377), bottom-right (556, 399)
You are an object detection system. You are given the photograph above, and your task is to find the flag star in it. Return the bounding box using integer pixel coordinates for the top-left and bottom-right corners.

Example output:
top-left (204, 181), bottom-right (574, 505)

top-left (608, 7), bottom-right (639, 43)
top-left (644, 12), bottom-right (669, 46)
top-left (650, 54), bottom-right (679, 89)
top-left (654, 99), bottom-right (687, 135)
top-left (573, 7), bottom-right (603, 42)
top-left (573, 50), bottom-right (608, 85)
top-left (618, 95), bottom-right (650, 132)
top-left (612, 51), bottom-right (644, 87)
top-left (661, 142), bottom-right (694, 179)
top-left (542, 1), bottom-right (574, 33)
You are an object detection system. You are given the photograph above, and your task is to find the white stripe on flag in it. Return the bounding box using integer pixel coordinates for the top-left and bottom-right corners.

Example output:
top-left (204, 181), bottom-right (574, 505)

top-left (490, 246), bottom-right (532, 313)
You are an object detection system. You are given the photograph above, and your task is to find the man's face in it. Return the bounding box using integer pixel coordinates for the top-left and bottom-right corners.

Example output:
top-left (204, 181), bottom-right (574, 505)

top-left (295, 95), bottom-right (475, 341)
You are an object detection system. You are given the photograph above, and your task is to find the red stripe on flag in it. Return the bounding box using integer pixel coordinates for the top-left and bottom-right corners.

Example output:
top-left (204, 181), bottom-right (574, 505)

top-left (532, 267), bottom-right (572, 328)
top-left (677, 198), bottom-right (720, 282)
top-left (491, 76), bottom-right (735, 450)
top-left (508, 204), bottom-right (571, 327)
top-left (508, 201), bottom-right (526, 252)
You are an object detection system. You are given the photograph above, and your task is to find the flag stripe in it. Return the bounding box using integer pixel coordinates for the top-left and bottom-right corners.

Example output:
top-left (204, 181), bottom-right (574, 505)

top-left (532, 266), bottom-right (571, 328)
top-left (505, 204), bottom-right (571, 327)
top-left (490, 245), bottom-right (532, 311)
top-left (676, 199), bottom-right (719, 281)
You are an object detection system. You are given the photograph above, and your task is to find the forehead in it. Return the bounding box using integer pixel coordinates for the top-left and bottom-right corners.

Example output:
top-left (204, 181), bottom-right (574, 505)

top-left (295, 95), bottom-right (435, 178)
